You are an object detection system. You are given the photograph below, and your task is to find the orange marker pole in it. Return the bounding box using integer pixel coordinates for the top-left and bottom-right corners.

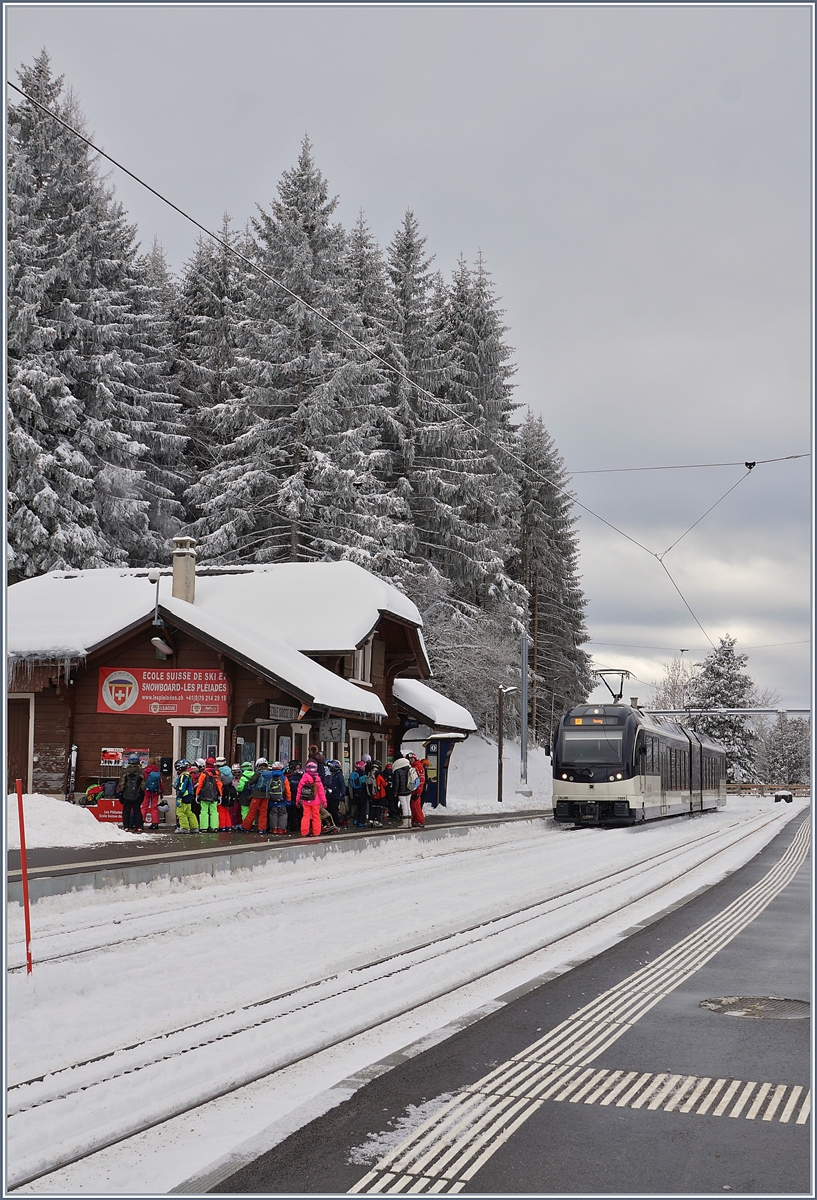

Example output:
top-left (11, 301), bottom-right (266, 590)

top-left (16, 779), bottom-right (33, 974)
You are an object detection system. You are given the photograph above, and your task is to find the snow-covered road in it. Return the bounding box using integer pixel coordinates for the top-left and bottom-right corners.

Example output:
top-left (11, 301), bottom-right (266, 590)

top-left (6, 796), bottom-right (808, 1193)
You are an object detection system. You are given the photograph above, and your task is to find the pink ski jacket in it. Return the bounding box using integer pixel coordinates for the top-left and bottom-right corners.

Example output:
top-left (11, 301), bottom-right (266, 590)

top-left (296, 771), bottom-right (326, 806)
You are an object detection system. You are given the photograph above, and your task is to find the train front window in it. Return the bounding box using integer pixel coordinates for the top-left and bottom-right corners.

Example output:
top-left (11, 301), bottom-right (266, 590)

top-left (560, 729), bottom-right (624, 766)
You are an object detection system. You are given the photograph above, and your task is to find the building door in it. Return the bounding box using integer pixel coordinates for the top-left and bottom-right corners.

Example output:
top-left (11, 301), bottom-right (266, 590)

top-left (184, 727), bottom-right (221, 763)
top-left (7, 698), bottom-right (32, 793)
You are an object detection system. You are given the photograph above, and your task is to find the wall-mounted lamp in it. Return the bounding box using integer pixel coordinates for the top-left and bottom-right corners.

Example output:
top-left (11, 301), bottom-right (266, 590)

top-left (148, 568), bottom-right (162, 626)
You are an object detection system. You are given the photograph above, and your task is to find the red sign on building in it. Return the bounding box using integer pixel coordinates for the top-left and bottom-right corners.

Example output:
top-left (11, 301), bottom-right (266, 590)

top-left (97, 668), bottom-right (228, 716)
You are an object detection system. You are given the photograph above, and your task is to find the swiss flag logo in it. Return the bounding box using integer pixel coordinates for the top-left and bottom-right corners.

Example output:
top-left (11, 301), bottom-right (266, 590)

top-left (111, 682), bottom-right (133, 708)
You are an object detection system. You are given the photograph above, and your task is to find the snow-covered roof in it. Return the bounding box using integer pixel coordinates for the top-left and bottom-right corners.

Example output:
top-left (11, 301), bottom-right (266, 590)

top-left (392, 678), bottom-right (477, 733)
top-left (161, 598), bottom-right (386, 718)
top-left (6, 565), bottom-right (416, 719)
top-left (191, 562), bottom-right (423, 653)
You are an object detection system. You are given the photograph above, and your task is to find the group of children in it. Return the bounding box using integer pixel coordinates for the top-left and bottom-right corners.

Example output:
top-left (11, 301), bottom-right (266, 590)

top-left (166, 749), bottom-right (429, 837)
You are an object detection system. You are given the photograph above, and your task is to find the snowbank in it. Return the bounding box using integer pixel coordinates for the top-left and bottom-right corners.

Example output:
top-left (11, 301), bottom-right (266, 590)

top-left (6, 794), bottom-right (133, 849)
top-left (444, 734), bottom-right (553, 812)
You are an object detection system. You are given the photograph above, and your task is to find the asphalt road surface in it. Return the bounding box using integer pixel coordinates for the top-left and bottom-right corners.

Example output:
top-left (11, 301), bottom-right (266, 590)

top-left (213, 814), bottom-right (811, 1195)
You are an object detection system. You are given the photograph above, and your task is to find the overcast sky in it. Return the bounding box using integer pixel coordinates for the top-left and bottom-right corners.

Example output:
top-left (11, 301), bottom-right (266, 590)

top-left (6, 4), bottom-right (812, 708)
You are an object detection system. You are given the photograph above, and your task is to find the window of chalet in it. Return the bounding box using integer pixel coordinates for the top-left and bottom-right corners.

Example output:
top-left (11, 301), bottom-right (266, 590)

top-left (350, 637), bottom-right (373, 685)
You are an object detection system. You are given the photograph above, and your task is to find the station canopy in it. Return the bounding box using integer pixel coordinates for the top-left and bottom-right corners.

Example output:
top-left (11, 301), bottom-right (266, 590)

top-left (392, 678), bottom-right (477, 734)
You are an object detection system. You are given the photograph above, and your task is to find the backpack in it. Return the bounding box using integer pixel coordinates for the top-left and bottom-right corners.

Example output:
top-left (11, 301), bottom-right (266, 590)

top-left (121, 772), bottom-right (142, 803)
top-left (408, 767), bottom-right (420, 791)
top-left (367, 772), bottom-right (386, 800)
top-left (266, 773), bottom-right (285, 802)
top-left (300, 777), bottom-right (316, 802)
top-left (146, 770), bottom-right (161, 792)
top-left (176, 772), bottom-right (194, 799)
top-left (199, 772), bottom-right (220, 802)
top-left (102, 779), bottom-right (119, 799)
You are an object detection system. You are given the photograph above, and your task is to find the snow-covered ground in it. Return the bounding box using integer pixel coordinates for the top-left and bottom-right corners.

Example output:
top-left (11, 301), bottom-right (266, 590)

top-left (7, 793), bottom-right (133, 849)
top-left (444, 734), bottom-right (552, 811)
top-left (6, 793), bottom-right (808, 1194)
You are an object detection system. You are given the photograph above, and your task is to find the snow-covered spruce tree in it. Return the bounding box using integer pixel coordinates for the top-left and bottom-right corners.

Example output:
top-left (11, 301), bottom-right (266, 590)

top-left (511, 409), bottom-right (592, 743)
top-left (7, 52), bottom-right (185, 574)
top-left (129, 239), bottom-right (187, 549)
top-left (434, 255), bottom-right (522, 609)
top-left (756, 715), bottom-right (811, 786)
top-left (685, 636), bottom-right (757, 782)
top-left (172, 215), bottom-right (250, 498)
top-left (188, 139), bottom-right (410, 570)
top-left (411, 566), bottom-right (522, 732)
top-left (386, 222), bottom-right (512, 609)
top-left (7, 56), bottom-right (104, 577)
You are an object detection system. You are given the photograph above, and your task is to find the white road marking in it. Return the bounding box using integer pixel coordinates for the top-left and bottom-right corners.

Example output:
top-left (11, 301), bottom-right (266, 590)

top-left (713, 1079), bottom-right (742, 1116)
top-left (678, 1076), bottom-right (712, 1112)
top-left (746, 1082), bottom-right (772, 1120)
top-left (663, 1075), bottom-right (698, 1112)
top-left (779, 1085), bottom-right (803, 1123)
top-left (729, 1082), bottom-right (757, 1118)
top-left (697, 1078), bottom-right (727, 1114)
top-left (762, 1085), bottom-right (787, 1121)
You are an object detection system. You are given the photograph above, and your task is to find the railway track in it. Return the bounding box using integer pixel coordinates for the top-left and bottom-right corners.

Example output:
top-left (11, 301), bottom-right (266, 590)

top-left (4, 811), bottom-right (764, 974)
top-left (6, 808), bottom-right (792, 1190)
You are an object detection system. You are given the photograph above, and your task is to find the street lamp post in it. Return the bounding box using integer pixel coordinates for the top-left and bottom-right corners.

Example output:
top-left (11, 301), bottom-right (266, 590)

top-left (498, 685), bottom-right (518, 803)
top-left (521, 630), bottom-right (528, 785)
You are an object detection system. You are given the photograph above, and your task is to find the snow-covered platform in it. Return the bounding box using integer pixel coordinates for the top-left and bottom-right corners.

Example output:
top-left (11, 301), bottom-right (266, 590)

top-left (7, 810), bottom-right (552, 904)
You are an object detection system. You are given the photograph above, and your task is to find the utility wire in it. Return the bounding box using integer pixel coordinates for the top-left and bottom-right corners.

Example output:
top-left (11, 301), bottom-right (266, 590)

top-left (570, 454), bottom-right (809, 474)
top-left (587, 639), bottom-right (809, 651)
top-left (657, 467), bottom-right (754, 560)
top-left (656, 558), bottom-right (715, 648)
top-left (6, 81), bottom-right (755, 649)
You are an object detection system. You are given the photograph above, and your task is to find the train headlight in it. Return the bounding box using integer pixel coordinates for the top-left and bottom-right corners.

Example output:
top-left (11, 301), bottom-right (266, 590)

top-left (561, 773), bottom-right (568, 780)
top-left (609, 775), bottom-right (615, 781)
top-left (616, 773), bottom-right (622, 780)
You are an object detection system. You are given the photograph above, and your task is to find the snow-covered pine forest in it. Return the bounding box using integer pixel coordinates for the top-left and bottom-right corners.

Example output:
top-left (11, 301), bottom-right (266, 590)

top-left (7, 52), bottom-right (593, 738)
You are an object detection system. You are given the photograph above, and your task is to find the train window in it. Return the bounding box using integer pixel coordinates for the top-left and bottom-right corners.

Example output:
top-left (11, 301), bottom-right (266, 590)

top-left (560, 729), bottom-right (624, 764)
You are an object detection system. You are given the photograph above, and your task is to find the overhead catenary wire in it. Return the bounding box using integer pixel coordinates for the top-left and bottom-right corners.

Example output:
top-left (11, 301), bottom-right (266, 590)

top-left (570, 454), bottom-right (809, 474)
top-left (657, 467), bottom-right (754, 560)
top-left (587, 639), bottom-right (810, 652)
top-left (7, 81), bottom-right (784, 650)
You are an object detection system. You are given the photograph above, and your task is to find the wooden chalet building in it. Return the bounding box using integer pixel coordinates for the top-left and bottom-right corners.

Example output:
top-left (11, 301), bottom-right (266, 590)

top-left (7, 538), bottom-right (476, 795)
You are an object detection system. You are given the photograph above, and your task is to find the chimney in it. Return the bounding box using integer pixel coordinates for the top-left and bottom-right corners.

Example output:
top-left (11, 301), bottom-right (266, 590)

top-left (630, 696), bottom-right (639, 709)
top-left (172, 536), bottom-right (197, 604)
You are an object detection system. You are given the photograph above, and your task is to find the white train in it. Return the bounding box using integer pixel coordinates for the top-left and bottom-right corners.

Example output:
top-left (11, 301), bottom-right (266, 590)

top-left (552, 703), bottom-right (727, 827)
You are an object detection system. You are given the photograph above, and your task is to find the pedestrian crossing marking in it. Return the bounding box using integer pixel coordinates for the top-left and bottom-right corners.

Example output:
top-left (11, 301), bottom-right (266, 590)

top-left (350, 1073), bottom-right (809, 1194)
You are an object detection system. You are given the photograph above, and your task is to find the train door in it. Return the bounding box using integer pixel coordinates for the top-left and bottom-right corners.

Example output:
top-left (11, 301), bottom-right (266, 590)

top-left (689, 734), bottom-right (703, 811)
top-left (659, 744), bottom-right (669, 815)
